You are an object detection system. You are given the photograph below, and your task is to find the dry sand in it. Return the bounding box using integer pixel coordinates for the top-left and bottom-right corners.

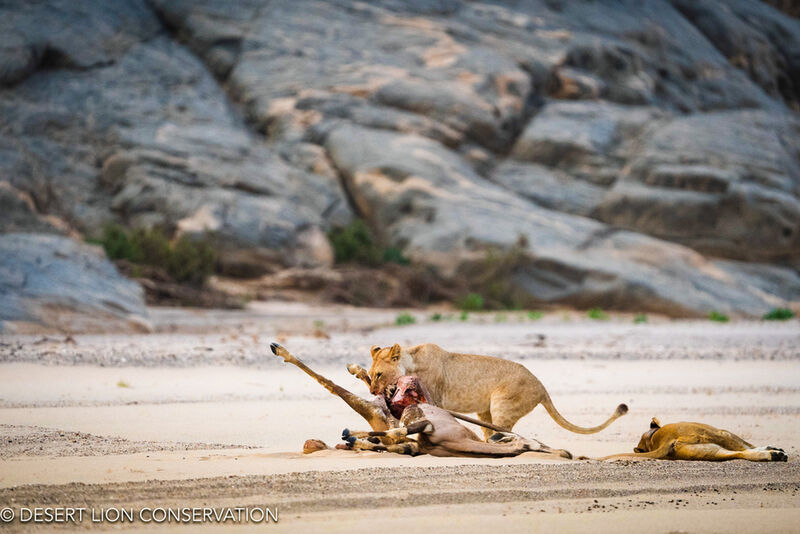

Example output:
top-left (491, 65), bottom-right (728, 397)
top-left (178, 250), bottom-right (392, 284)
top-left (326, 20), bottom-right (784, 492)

top-left (0, 303), bottom-right (798, 532)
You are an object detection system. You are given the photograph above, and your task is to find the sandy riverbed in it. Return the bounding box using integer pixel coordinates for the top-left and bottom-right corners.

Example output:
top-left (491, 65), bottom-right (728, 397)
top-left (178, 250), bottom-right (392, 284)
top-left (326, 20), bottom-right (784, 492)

top-left (0, 303), bottom-right (798, 532)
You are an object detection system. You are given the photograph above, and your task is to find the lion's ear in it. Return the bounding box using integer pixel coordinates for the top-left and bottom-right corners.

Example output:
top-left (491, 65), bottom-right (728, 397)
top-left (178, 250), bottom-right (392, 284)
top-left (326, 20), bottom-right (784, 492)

top-left (650, 417), bottom-right (661, 429)
top-left (370, 345), bottom-right (381, 359)
top-left (390, 343), bottom-right (401, 360)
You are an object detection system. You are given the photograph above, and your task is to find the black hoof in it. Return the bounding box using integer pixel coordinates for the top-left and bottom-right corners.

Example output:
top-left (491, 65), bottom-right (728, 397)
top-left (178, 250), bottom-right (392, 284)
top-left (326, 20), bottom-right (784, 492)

top-left (346, 436), bottom-right (356, 445)
top-left (342, 428), bottom-right (351, 440)
top-left (270, 342), bottom-right (280, 355)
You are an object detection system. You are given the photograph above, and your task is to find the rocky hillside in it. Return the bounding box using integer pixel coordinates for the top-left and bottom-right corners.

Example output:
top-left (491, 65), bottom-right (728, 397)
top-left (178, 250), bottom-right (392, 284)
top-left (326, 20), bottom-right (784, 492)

top-left (1, 0), bottom-right (799, 330)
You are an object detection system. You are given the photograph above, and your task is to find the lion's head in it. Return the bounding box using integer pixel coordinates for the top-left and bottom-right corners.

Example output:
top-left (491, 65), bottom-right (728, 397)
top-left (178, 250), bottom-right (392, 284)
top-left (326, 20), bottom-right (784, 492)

top-left (368, 343), bottom-right (403, 396)
top-left (634, 417), bottom-right (661, 453)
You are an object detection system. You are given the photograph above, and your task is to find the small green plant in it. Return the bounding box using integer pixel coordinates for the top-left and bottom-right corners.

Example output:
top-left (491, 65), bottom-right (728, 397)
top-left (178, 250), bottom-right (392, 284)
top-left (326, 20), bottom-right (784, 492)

top-left (395, 312), bottom-right (416, 325)
top-left (116, 380), bottom-right (130, 388)
top-left (328, 220), bottom-right (409, 266)
top-left (382, 246), bottom-right (410, 265)
top-left (458, 293), bottom-right (484, 311)
top-left (633, 314), bottom-right (648, 324)
top-left (460, 311), bottom-right (469, 321)
top-left (430, 312), bottom-right (443, 322)
top-left (587, 307), bottom-right (609, 320)
top-left (494, 313), bottom-right (507, 323)
top-left (708, 310), bottom-right (729, 323)
top-left (99, 224), bottom-right (135, 260)
top-left (762, 308), bottom-right (795, 321)
top-left (313, 320), bottom-right (325, 329)
top-left (527, 310), bottom-right (544, 320)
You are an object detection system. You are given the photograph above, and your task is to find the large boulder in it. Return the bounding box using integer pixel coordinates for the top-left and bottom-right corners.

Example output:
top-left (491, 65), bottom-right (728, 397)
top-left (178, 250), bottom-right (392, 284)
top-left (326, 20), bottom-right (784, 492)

top-left (325, 123), bottom-right (784, 316)
top-left (0, 234), bottom-right (149, 333)
top-left (503, 102), bottom-right (800, 263)
top-left (0, 182), bottom-right (72, 235)
top-left (2, 0), bottom-right (799, 316)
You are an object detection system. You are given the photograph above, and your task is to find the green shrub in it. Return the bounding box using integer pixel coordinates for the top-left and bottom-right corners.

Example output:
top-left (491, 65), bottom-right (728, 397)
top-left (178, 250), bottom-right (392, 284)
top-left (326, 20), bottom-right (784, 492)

top-left (328, 219), bottom-right (380, 265)
top-left (460, 311), bottom-right (469, 321)
top-left (587, 307), bottom-right (609, 320)
top-left (430, 312), bottom-right (443, 322)
top-left (328, 220), bottom-right (409, 266)
top-left (633, 314), bottom-right (648, 324)
top-left (762, 308), bottom-right (795, 321)
top-left (708, 310), bottom-right (729, 323)
top-left (100, 224), bottom-right (135, 261)
top-left (168, 235), bottom-right (217, 285)
top-left (527, 310), bottom-right (544, 320)
top-left (129, 228), bottom-right (171, 267)
top-left (395, 312), bottom-right (416, 325)
top-left (458, 293), bottom-right (484, 311)
top-left (94, 224), bottom-right (217, 286)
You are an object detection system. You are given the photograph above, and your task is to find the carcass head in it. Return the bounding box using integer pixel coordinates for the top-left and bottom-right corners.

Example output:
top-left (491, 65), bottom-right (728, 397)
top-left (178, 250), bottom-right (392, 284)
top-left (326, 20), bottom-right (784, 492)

top-left (387, 375), bottom-right (428, 419)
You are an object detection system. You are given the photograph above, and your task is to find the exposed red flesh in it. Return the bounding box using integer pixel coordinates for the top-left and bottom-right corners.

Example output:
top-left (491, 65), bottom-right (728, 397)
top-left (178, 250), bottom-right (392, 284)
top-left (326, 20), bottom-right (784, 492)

top-left (388, 376), bottom-right (427, 419)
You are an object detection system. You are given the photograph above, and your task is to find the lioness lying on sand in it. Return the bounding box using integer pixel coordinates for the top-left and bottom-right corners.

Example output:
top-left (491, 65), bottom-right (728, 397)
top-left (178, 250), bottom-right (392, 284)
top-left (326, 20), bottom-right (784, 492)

top-left (270, 342), bottom-right (571, 459)
top-left (602, 418), bottom-right (788, 462)
top-left (367, 343), bottom-right (627, 439)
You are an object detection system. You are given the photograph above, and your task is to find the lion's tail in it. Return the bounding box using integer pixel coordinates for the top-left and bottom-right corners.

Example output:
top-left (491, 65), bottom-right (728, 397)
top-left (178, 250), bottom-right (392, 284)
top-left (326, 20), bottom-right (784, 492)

top-left (541, 392), bottom-right (628, 435)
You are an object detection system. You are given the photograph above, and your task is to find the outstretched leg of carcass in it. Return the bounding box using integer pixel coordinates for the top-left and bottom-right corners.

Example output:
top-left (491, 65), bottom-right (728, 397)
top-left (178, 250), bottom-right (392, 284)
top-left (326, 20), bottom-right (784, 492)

top-left (270, 342), bottom-right (393, 432)
top-left (341, 427), bottom-right (410, 443)
top-left (342, 435), bottom-right (421, 456)
top-left (347, 363), bottom-right (372, 389)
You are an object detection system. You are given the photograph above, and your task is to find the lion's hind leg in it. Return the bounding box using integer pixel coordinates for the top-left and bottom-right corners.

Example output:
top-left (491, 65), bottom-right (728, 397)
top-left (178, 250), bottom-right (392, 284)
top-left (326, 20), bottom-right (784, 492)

top-left (673, 442), bottom-right (741, 461)
top-left (673, 442), bottom-right (787, 461)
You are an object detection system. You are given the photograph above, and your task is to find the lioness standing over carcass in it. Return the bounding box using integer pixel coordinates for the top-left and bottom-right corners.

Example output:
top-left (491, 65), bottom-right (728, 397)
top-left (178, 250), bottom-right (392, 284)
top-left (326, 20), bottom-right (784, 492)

top-left (366, 343), bottom-right (628, 439)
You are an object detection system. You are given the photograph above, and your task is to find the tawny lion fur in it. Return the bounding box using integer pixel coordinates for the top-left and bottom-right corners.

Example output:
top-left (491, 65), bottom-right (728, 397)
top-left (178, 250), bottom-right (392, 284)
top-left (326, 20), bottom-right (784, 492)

top-left (602, 417), bottom-right (788, 462)
top-left (367, 343), bottom-right (628, 439)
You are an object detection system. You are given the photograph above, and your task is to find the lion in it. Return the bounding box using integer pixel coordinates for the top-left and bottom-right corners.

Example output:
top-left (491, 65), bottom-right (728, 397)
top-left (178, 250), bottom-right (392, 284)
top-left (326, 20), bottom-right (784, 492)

top-left (601, 417), bottom-right (788, 462)
top-left (365, 343), bottom-right (628, 439)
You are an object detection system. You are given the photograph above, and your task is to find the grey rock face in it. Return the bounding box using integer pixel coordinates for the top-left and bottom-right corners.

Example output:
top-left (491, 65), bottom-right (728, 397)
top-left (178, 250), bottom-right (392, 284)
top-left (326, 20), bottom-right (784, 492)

top-left (0, 1), bottom-right (352, 274)
top-left (596, 110), bottom-right (800, 262)
top-left (0, 234), bottom-right (149, 333)
top-left (325, 123), bottom-right (784, 316)
top-left (0, 182), bottom-right (71, 235)
top-left (2, 0), bottom-right (799, 318)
